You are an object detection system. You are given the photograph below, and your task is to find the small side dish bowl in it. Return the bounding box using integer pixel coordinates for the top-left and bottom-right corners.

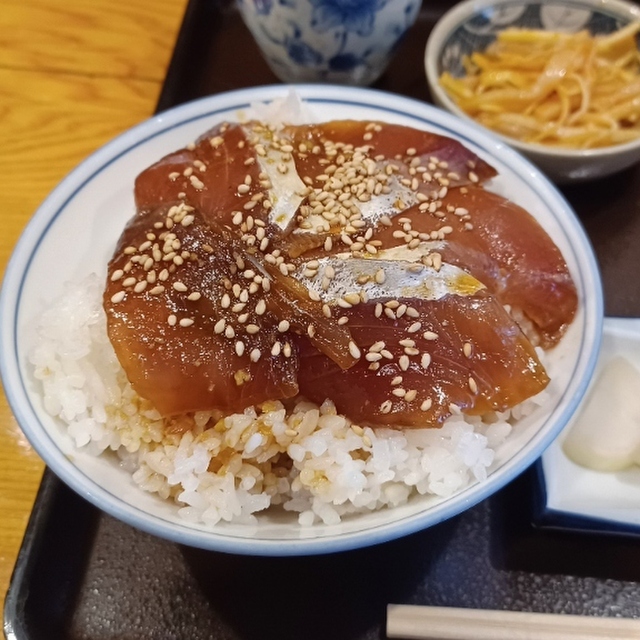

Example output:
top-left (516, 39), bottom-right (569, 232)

top-left (425, 0), bottom-right (640, 183)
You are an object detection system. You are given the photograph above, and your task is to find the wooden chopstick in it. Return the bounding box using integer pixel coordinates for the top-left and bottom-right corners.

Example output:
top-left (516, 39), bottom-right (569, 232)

top-left (386, 605), bottom-right (640, 640)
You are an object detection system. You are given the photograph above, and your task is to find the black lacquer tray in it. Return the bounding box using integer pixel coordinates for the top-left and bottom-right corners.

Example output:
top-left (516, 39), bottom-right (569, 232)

top-left (5, 0), bottom-right (640, 638)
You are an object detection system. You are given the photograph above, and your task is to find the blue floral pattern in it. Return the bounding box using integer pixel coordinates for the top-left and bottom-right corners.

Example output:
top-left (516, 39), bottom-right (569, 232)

top-left (309, 0), bottom-right (387, 37)
top-left (237, 0), bottom-right (420, 85)
top-left (251, 0), bottom-right (273, 16)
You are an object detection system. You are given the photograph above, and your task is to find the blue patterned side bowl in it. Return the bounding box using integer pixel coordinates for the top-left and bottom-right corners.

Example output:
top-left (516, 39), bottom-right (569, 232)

top-left (237, 0), bottom-right (421, 85)
top-left (425, 0), bottom-right (640, 183)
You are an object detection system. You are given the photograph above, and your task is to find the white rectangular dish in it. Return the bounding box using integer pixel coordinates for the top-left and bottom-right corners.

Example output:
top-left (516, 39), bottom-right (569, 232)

top-left (537, 317), bottom-right (640, 535)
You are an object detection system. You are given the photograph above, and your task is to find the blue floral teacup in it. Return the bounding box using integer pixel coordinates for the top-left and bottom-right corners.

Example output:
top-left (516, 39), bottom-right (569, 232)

top-left (237, 0), bottom-right (422, 85)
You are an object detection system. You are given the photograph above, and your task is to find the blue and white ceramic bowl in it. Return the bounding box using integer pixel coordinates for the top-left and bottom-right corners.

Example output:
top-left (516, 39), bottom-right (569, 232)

top-left (237, 0), bottom-right (421, 85)
top-left (0, 85), bottom-right (602, 555)
top-left (425, 0), bottom-right (640, 183)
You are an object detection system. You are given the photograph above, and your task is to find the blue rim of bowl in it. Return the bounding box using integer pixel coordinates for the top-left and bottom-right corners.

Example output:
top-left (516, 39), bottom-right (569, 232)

top-left (0, 84), bottom-right (604, 555)
top-left (425, 0), bottom-right (640, 160)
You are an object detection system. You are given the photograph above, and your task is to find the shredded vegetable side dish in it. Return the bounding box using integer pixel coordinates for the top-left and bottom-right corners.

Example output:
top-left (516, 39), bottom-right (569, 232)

top-left (439, 22), bottom-right (640, 149)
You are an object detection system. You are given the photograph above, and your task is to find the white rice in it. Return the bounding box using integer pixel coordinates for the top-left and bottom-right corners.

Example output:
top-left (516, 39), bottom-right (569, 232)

top-left (29, 274), bottom-right (544, 527)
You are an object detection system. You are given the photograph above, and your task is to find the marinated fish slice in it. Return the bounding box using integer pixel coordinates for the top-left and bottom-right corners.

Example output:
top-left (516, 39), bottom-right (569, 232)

top-left (133, 122), bottom-right (283, 233)
top-left (208, 221), bottom-right (358, 370)
top-left (258, 262), bottom-right (358, 370)
top-left (371, 185), bottom-right (578, 347)
top-left (295, 292), bottom-right (549, 427)
top-left (110, 116), bottom-right (571, 428)
top-left (285, 120), bottom-right (497, 195)
top-left (281, 120), bottom-right (498, 257)
top-left (104, 203), bottom-right (300, 417)
top-left (134, 119), bottom-right (498, 259)
top-left (293, 256), bottom-right (549, 427)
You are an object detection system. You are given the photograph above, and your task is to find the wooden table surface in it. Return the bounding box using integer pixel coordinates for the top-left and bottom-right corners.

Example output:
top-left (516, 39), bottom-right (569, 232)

top-left (0, 0), bottom-right (189, 614)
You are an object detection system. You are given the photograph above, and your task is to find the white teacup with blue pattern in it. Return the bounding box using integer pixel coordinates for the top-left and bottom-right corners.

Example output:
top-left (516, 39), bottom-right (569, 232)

top-left (237, 0), bottom-right (421, 85)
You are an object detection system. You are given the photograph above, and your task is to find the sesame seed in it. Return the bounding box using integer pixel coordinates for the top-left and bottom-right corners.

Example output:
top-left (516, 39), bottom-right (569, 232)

top-left (420, 398), bottom-right (432, 412)
top-left (179, 318), bottom-right (194, 327)
top-left (421, 353), bottom-right (431, 369)
top-left (168, 314), bottom-right (177, 326)
top-left (189, 175), bottom-right (205, 190)
top-left (187, 292), bottom-right (201, 301)
top-left (469, 377), bottom-right (478, 394)
top-left (110, 269), bottom-right (124, 282)
top-left (380, 400), bottom-right (393, 414)
top-left (399, 355), bottom-right (410, 371)
top-left (250, 348), bottom-right (261, 362)
top-left (173, 282), bottom-right (188, 292)
top-left (235, 341), bottom-right (245, 356)
top-left (278, 320), bottom-right (290, 333)
top-left (348, 341), bottom-right (361, 359)
top-left (110, 291), bottom-right (125, 304)
top-left (463, 342), bottom-right (473, 358)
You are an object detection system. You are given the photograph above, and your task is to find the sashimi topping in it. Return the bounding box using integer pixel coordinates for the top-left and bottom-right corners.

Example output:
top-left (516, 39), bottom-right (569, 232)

top-left (104, 117), bottom-right (576, 428)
